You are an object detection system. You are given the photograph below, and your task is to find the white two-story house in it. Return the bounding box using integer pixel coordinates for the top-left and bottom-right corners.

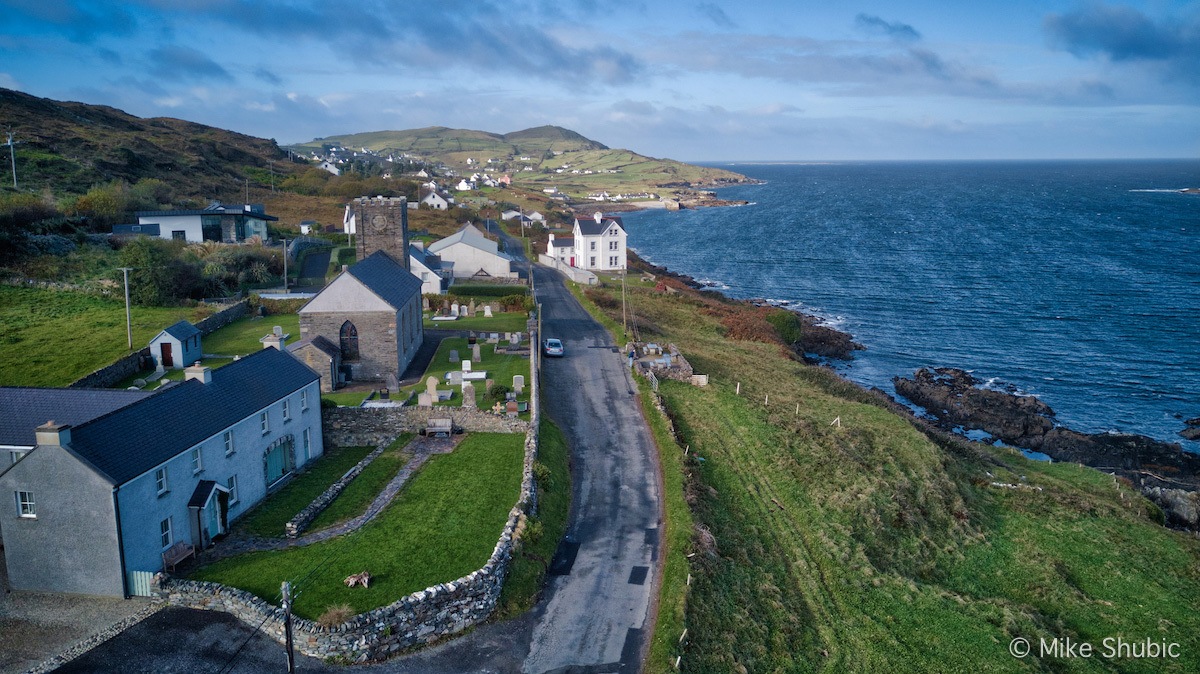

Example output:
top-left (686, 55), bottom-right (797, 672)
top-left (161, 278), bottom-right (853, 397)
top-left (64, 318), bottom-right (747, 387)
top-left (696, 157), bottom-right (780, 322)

top-left (572, 212), bottom-right (627, 272)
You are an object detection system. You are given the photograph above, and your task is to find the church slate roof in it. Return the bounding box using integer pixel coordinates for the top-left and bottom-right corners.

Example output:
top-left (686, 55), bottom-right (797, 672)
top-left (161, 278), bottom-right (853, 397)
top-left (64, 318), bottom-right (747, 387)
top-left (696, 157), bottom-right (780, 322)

top-left (289, 335), bottom-right (340, 359)
top-left (346, 250), bottom-right (424, 311)
top-left (66, 347), bottom-right (319, 486)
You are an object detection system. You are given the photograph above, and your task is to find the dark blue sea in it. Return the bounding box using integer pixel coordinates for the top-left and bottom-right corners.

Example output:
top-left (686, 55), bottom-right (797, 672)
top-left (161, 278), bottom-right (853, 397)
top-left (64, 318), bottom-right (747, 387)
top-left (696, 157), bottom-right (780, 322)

top-left (621, 160), bottom-right (1200, 453)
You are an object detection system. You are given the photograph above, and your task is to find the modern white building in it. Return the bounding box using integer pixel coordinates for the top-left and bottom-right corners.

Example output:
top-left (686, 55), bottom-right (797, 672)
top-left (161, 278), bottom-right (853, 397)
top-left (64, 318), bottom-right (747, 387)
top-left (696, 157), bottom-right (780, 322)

top-left (572, 212), bottom-right (627, 272)
top-left (121, 203), bottom-right (278, 243)
top-left (426, 223), bottom-right (518, 280)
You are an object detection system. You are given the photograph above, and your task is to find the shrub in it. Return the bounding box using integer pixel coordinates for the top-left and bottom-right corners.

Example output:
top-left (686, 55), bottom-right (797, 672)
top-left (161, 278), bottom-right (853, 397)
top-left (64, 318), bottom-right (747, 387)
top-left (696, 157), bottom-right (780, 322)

top-left (317, 604), bottom-right (354, 628)
top-left (765, 308), bottom-right (803, 345)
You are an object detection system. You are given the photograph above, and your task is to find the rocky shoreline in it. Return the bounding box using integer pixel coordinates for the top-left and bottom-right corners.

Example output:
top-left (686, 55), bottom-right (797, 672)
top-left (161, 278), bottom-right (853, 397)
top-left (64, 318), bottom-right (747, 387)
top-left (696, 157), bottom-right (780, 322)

top-left (627, 249), bottom-right (1200, 530)
top-left (894, 367), bottom-right (1200, 529)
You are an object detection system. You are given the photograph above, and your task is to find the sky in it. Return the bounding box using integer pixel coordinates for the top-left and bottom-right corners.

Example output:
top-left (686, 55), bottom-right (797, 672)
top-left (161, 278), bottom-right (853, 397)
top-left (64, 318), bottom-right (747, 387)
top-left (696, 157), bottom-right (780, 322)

top-left (1, 0), bottom-right (1198, 161)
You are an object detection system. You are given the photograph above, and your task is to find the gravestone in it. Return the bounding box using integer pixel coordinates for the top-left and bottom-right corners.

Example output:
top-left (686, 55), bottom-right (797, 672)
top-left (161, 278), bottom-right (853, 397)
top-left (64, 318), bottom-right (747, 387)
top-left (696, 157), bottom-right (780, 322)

top-left (417, 392), bottom-right (433, 408)
top-left (487, 333), bottom-right (499, 344)
top-left (449, 371), bottom-right (463, 386)
top-left (485, 378), bottom-right (494, 391)
top-left (509, 332), bottom-right (520, 345)
top-left (462, 359), bottom-right (472, 372)
top-left (449, 349), bottom-right (459, 363)
top-left (451, 302), bottom-right (460, 317)
top-left (505, 400), bottom-right (519, 417)
top-left (483, 305), bottom-right (493, 318)
top-left (441, 299), bottom-right (450, 316)
top-left (472, 343), bottom-right (481, 362)
top-left (513, 374), bottom-right (525, 394)
top-left (469, 299), bottom-right (476, 316)
top-left (423, 297), bottom-right (430, 311)
top-left (462, 382), bottom-right (476, 409)
top-left (385, 373), bottom-right (399, 392)
top-left (426, 376), bottom-right (438, 398)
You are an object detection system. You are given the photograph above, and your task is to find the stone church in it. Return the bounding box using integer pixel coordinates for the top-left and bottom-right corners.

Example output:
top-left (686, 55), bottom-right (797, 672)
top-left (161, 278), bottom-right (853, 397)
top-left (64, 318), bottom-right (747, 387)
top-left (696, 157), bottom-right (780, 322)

top-left (351, 196), bottom-right (410, 266)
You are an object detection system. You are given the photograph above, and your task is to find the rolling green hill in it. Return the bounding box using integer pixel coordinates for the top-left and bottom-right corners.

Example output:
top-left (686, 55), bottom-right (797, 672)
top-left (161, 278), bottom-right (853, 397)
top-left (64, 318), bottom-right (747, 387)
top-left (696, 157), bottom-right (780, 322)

top-left (0, 87), bottom-right (299, 199)
top-left (289, 125), bottom-right (751, 200)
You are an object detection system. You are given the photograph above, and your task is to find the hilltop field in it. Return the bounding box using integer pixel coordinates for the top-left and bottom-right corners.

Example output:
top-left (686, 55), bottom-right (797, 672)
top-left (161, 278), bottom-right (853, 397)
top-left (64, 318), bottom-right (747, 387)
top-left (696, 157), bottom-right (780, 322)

top-left (575, 265), bottom-right (1200, 673)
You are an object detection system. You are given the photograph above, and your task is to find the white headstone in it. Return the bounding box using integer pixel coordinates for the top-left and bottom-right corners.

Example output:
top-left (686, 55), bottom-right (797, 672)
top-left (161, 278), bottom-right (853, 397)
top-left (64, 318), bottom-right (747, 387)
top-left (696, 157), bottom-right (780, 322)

top-left (483, 305), bottom-right (493, 317)
top-left (451, 302), bottom-right (460, 317)
top-left (513, 374), bottom-right (525, 394)
top-left (462, 359), bottom-right (472, 372)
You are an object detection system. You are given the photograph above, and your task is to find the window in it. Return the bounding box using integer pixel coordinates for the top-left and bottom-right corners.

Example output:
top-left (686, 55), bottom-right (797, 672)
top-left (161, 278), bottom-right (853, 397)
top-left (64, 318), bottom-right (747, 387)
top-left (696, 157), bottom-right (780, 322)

top-left (282, 399), bottom-right (291, 422)
top-left (609, 256), bottom-right (618, 267)
top-left (609, 240), bottom-right (618, 250)
top-left (16, 491), bottom-right (35, 518)
top-left (589, 256), bottom-right (596, 267)
top-left (10, 449), bottom-right (27, 465)
top-left (160, 517), bottom-right (173, 549)
top-left (301, 390), bottom-right (309, 411)
top-left (155, 467), bottom-right (169, 495)
top-left (303, 428), bottom-right (311, 461)
top-left (190, 448), bottom-right (203, 474)
top-left (171, 230), bottom-right (187, 241)
top-left (226, 475), bottom-right (239, 505)
top-left (224, 431), bottom-right (235, 456)
top-left (339, 321), bottom-right (359, 361)
top-left (590, 241), bottom-right (596, 251)
top-left (260, 412), bottom-right (269, 435)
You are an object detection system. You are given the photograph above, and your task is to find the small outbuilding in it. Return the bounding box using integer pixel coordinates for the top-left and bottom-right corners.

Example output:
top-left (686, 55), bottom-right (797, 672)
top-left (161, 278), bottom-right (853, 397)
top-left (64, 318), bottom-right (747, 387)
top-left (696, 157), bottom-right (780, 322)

top-left (150, 320), bottom-right (202, 370)
top-left (288, 335), bottom-right (342, 392)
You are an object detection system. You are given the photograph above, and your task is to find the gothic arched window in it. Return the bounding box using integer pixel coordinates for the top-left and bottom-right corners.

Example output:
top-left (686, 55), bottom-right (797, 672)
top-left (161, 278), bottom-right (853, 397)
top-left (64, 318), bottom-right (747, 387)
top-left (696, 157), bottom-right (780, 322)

top-left (339, 321), bottom-right (359, 361)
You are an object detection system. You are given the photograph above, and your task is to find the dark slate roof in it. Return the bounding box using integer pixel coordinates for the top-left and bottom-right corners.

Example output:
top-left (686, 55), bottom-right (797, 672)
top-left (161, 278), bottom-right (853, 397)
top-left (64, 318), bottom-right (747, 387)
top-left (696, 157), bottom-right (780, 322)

top-left (288, 335), bottom-right (339, 359)
top-left (551, 237), bottom-right (574, 248)
top-left (347, 251), bottom-right (423, 311)
top-left (575, 215), bottom-right (625, 236)
top-left (188, 480), bottom-right (219, 508)
top-left (112, 223), bottom-right (161, 236)
top-left (0, 388), bottom-right (154, 448)
top-left (161, 320), bottom-right (201, 341)
top-left (408, 244), bottom-right (443, 272)
top-left (67, 348), bottom-right (319, 485)
top-left (135, 203), bottom-right (278, 221)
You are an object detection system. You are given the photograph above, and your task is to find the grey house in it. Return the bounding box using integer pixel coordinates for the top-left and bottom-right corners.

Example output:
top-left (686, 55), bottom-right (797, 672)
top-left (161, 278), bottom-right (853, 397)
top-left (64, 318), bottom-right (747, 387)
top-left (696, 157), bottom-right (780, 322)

top-left (298, 250), bottom-right (424, 386)
top-left (0, 347), bottom-right (323, 597)
top-left (149, 320), bottom-right (202, 369)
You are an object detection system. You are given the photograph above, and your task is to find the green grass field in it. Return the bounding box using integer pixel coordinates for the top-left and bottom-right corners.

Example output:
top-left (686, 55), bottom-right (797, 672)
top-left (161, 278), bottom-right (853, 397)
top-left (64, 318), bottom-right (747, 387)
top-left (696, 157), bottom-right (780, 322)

top-left (0, 286), bottom-right (214, 387)
top-left (574, 276), bottom-right (1200, 673)
top-left (404, 336), bottom-right (531, 412)
top-left (307, 434), bottom-right (414, 532)
top-left (191, 432), bottom-right (525, 619)
top-left (423, 311), bottom-right (528, 333)
top-left (233, 445), bottom-right (377, 538)
top-left (202, 314), bottom-right (301, 357)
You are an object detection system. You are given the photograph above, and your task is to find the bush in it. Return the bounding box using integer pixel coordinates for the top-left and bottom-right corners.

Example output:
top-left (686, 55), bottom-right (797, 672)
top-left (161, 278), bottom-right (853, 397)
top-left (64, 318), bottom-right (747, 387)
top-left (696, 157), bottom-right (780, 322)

top-left (317, 604), bottom-right (354, 628)
top-left (765, 308), bottom-right (803, 345)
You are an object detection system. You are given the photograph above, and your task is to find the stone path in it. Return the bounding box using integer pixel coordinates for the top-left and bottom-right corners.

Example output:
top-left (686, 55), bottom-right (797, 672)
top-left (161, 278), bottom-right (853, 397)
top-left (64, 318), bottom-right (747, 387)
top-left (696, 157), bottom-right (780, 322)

top-left (201, 435), bottom-right (462, 562)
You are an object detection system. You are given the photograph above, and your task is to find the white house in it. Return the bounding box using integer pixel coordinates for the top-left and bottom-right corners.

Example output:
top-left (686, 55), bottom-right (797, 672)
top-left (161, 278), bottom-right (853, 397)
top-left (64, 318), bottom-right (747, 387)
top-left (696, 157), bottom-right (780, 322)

top-left (123, 203), bottom-right (278, 243)
top-left (426, 223), bottom-right (518, 280)
top-left (319, 161), bottom-right (341, 176)
top-left (421, 191), bottom-right (450, 210)
top-left (572, 212), bottom-right (627, 272)
top-left (455, 179), bottom-right (476, 192)
top-left (546, 233), bottom-right (575, 267)
top-left (409, 243), bottom-right (453, 295)
top-left (0, 347), bottom-right (323, 597)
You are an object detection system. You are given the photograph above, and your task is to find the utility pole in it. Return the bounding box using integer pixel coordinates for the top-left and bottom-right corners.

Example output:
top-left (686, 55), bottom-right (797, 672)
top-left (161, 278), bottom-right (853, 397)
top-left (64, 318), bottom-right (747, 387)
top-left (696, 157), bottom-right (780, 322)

top-left (118, 267), bottom-right (134, 350)
top-left (281, 581), bottom-right (296, 673)
top-left (281, 238), bottom-right (288, 292)
top-left (269, 160), bottom-right (276, 192)
top-left (621, 269), bottom-right (628, 340)
top-left (6, 131), bottom-right (19, 190)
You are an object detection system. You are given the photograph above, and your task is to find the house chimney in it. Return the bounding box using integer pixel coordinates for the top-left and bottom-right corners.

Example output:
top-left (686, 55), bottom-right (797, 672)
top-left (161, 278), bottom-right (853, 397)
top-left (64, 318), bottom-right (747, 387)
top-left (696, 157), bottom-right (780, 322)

top-left (184, 363), bottom-right (212, 384)
top-left (593, 211), bottom-right (603, 223)
top-left (412, 241), bottom-right (424, 251)
top-left (260, 332), bottom-right (289, 350)
top-left (36, 420), bottom-right (71, 447)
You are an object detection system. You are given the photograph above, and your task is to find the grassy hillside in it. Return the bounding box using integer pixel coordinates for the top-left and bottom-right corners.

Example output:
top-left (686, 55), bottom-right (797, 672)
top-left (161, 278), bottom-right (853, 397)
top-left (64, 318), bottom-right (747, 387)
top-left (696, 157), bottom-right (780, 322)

top-left (0, 88), bottom-right (300, 200)
top-left (289, 125), bottom-right (749, 200)
top-left (576, 274), bottom-right (1200, 673)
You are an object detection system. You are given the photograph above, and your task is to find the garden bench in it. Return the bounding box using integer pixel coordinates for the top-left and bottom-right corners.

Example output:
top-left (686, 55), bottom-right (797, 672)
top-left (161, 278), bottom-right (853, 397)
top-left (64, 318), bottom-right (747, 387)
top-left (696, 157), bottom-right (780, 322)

top-left (426, 417), bottom-right (453, 438)
top-left (162, 541), bottom-right (195, 572)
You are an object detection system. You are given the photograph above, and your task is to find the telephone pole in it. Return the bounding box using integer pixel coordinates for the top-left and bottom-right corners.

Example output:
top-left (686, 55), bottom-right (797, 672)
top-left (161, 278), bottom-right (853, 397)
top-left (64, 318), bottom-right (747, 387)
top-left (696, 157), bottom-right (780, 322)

top-left (281, 581), bottom-right (296, 673)
top-left (118, 267), bottom-right (134, 350)
top-left (6, 131), bottom-right (19, 190)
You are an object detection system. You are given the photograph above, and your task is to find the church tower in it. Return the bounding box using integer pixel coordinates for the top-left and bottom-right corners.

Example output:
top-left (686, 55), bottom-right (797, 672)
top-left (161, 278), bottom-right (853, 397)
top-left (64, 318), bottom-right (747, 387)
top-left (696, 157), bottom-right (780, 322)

top-left (352, 196), bottom-right (410, 269)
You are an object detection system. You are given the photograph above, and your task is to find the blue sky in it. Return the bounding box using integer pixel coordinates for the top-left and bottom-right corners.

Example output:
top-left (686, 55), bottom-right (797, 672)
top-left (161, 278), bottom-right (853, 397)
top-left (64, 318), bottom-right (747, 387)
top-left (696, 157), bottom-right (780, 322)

top-left (1, 0), bottom-right (1197, 160)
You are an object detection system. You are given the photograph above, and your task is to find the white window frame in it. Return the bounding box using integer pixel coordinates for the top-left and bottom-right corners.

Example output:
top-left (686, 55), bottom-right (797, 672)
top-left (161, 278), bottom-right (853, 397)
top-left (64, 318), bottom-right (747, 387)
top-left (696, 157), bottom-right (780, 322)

top-left (227, 475), bottom-right (239, 505)
top-left (589, 241), bottom-right (596, 251)
top-left (224, 430), bottom-right (235, 456)
top-left (9, 449), bottom-right (27, 465)
top-left (282, 399), bottom-right (291, 422)
top-left (190, 448), bottom-right (203, 475)
top-left (16, 490), bottom-right (35, 518)
top-left (155, 467), bottom-right (169, 496)
top-left (260, 412), bottom-right (270, 435)
top-left (160, 517), bottom-right (173, 549)
top-left (301, 390), bottom-right (309, 411)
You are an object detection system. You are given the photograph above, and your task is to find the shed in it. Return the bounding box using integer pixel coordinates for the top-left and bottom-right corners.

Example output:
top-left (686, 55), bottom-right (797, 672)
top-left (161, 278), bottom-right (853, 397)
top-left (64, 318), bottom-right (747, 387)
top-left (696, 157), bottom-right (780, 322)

top-left (149, 320), bottom-right (202, 370)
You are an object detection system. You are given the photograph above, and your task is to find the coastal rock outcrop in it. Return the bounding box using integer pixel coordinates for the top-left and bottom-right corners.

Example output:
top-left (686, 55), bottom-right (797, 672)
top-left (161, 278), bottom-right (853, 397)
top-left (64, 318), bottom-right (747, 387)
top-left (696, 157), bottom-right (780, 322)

top-left (893, 367), bottom-right (1200, 529)
top-left (796, 315), bottom-right (865, 361)
top-left (1180, 417), bottom-right (1200, 441)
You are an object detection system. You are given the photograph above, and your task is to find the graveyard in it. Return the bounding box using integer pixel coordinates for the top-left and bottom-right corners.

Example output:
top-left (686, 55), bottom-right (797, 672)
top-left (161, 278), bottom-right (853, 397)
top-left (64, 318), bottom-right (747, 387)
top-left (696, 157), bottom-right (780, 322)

top-left (423, 296), bottom-right (530, 333)
top-left (406, 334), bottom-right (533, 417)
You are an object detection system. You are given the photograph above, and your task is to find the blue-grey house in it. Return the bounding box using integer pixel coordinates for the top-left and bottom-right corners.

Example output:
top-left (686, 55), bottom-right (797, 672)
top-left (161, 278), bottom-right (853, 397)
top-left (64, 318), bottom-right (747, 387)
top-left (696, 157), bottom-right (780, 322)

top-left (0, 347), bottom-right (323, 597)
top-left (149, 320), bottom-right (202, 369)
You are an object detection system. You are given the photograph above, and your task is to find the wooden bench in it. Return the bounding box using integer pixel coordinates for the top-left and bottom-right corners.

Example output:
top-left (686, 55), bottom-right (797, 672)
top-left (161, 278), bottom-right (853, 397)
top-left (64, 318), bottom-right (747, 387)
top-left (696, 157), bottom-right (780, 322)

top-left (425, 417), bottom-right (453, 438)
top-left (162, 541), bottom-right (195, 572)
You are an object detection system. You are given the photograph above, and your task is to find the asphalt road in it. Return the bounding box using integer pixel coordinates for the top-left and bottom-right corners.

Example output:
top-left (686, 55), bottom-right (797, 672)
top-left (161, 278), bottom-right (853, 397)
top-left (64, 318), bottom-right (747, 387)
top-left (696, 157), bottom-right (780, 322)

top-left (52, 263), bottom-right (663, 674)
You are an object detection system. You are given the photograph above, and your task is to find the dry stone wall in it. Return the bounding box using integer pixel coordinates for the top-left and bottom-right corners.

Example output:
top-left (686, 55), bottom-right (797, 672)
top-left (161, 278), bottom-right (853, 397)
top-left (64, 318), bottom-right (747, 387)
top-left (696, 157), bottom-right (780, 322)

top-left (156, 330), bottom-right (541, 663)
top-left (322, 406), bottom-right (528, 448)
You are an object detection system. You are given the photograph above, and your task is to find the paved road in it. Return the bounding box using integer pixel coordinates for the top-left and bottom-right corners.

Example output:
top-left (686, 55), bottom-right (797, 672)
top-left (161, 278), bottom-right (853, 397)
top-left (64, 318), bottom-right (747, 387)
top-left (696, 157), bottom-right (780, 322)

top-left (51, 264), bottom-right (663, 674)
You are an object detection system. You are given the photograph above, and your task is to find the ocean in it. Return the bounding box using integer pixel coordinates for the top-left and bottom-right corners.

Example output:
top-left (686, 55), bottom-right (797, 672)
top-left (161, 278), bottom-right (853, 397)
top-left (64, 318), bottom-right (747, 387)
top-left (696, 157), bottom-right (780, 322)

top-left (620, 160), bottom-right (1200, 453)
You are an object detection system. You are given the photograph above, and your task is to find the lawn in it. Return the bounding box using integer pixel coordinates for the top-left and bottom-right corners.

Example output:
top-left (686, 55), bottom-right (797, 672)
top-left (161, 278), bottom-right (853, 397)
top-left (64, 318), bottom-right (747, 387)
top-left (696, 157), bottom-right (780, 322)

top-left (233, 445), bottom-right (376, 538)
top-left (572, 275), bottom-right (1200, 673)
top-left (190, 432), bottom-right (526, 619)
top-left (202, 314), bottom-right (301, 357)
top-left (321, 390), bottom-right (371, 407)
top-left (307, 434), bottom-right (414, 532)
top-left (403, 336), bottom-right (531, 412)
top-left (0, 286), bottom-right (215, 387)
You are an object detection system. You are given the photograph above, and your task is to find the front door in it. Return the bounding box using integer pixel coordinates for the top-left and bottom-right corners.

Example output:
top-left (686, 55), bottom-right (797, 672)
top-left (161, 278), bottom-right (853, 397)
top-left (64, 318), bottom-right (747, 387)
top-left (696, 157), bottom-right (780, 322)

top-left (161, 342), bottom-right (174, 368)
